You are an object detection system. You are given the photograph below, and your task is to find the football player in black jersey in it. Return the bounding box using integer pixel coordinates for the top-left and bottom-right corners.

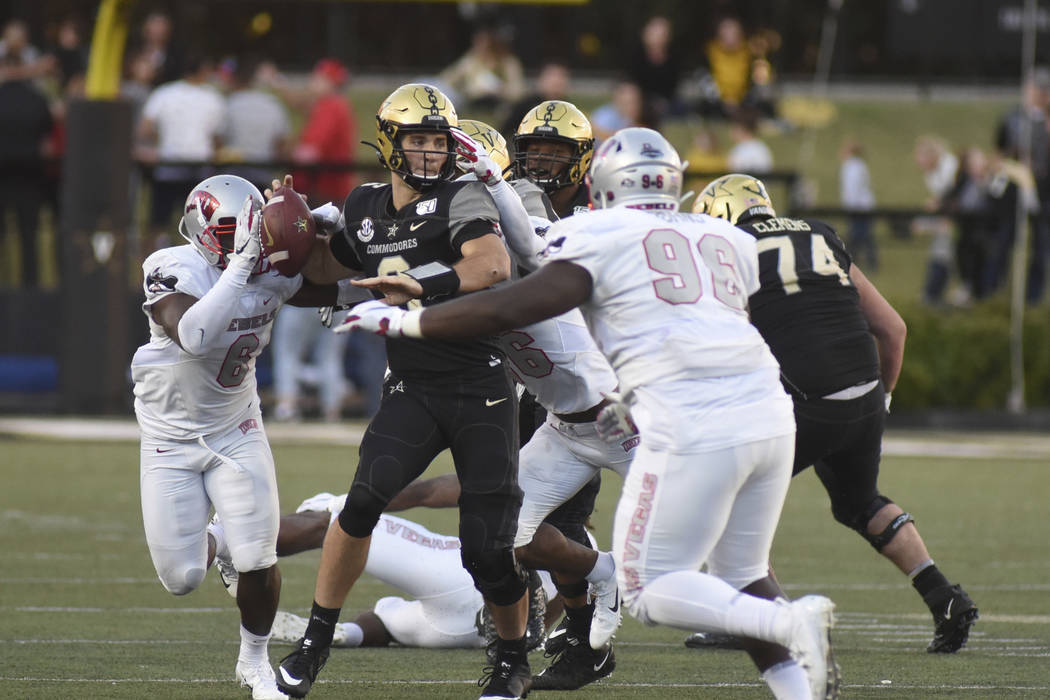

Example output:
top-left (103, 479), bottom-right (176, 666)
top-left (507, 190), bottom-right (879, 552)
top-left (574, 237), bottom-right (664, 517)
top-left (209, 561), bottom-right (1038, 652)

top-left (513, 100), bottom-right (595, 219)
top-left (275, 84), bottom-right (531, 700)
top-left (508, 104), bottom-right (626, 685)
top-left (694, 173), bottom-right (978, 655)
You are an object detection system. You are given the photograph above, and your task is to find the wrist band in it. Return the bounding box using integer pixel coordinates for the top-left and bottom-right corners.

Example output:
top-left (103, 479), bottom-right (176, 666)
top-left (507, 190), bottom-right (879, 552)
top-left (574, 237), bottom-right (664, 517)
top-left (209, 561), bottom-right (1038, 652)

top-left (401, 309), bottom-right (424, 338)
top-left (403, 261), bottom-right (460, 299)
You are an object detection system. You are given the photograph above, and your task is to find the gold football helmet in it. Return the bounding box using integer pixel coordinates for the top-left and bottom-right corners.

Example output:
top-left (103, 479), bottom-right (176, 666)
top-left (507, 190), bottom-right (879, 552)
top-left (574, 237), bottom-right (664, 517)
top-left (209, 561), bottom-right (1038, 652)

top-left (513, 100), bottom-right (594, 193)
top-left (457, 119), bottom-right (511, 174)
top-left (693, 173), bottom-right (777, 223)
top-left (375, 83), bottom-right (459, 191)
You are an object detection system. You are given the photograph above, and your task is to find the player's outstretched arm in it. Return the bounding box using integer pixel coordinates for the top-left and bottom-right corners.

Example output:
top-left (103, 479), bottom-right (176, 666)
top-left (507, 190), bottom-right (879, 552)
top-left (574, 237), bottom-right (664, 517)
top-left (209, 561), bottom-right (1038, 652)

top-left (338, 260), bottom-right (591, 339)
top-left (852, 264), bottom-right (906, 392)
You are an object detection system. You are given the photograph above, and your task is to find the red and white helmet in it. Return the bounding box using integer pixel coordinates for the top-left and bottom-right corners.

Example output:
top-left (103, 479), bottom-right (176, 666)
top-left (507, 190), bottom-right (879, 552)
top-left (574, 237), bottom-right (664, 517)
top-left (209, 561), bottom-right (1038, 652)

top-left (588, 128), bottom-right (683, 211)
top-left (178, 174), bottom-right (263, 268)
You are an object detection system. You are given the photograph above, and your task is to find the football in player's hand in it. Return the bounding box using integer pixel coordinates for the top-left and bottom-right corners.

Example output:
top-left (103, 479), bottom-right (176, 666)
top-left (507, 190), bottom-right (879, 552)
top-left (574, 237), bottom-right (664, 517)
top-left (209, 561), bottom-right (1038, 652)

top-left (261, 185), bottom-right (315, 277)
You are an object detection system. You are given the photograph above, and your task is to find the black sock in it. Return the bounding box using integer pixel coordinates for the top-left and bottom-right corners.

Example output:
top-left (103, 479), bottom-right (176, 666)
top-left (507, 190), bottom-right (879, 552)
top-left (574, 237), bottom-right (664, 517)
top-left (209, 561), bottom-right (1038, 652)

top-left (564, 602), bottom-right (594, 636)
top-left (498, 634), bottom-right (528, 658)
top-left (912, 565), bottom-right (951, 602)
top-left (303, 601), bottom-right (341, 648)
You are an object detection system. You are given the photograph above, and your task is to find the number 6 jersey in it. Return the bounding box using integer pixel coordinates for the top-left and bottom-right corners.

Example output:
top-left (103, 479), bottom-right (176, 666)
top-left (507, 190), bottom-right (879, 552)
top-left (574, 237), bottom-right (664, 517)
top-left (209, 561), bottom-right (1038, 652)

top-left (131, 245), bottom-right (303, 440)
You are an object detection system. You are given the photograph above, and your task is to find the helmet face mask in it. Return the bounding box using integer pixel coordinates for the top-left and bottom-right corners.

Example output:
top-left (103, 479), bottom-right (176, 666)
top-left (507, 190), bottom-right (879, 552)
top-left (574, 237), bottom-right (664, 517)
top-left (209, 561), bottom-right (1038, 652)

top-left (513, 100), bottom-right (593, 193)
top-left (587, 128), bottom-right (683, 211)
top-left (375, 83), bottom-right (459, 192)
top-left (455, 118), bottom-right (511, 175)
top-left (693, 173), bottom-right (777, 223)
top-left (178, 174), bottom-right (263, 268)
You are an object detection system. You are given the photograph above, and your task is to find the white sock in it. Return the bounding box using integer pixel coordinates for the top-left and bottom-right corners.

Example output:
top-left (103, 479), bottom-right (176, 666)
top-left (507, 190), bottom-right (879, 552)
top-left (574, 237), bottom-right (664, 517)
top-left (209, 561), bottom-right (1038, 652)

top-left (335, 622), bottom-right (365, 647)
top-left (584, 551), bottom-right (616, 584)
top-left (207, 519), bottom-right (229, 566)
top-left (762, 660), bottom-right (811, 700)
top-left (635, 570), bottom-right (787, 644)
top-left (238, 624), bottom-right (270, 666)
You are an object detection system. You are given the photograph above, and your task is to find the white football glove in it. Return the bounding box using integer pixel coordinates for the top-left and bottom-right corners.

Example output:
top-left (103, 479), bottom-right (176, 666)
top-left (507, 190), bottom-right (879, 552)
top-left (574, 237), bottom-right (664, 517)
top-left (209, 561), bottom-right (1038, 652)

top-left (335, 299), bottom-right (410, 337)
top-left (310, 202), bottom-right (345, 235)
top-left (595, 392), bottom-right (638, 443)
top-left (884, 391), bottom-right (892, 414)
top-left (229, 195), bottom-right (262, 270)
top-left (450, 126), bottom-right (503, 185)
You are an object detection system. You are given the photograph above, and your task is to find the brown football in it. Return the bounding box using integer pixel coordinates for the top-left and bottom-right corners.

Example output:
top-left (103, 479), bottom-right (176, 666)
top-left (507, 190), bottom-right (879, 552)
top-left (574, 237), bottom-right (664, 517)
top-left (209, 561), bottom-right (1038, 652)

top-left (261, 185), bottom-right (315, 277)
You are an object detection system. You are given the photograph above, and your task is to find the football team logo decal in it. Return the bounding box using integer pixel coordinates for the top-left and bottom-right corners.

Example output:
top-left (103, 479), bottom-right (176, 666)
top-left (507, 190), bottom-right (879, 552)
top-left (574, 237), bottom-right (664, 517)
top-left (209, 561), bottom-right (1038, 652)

top-left (357, 218), bottom-right (375, 242)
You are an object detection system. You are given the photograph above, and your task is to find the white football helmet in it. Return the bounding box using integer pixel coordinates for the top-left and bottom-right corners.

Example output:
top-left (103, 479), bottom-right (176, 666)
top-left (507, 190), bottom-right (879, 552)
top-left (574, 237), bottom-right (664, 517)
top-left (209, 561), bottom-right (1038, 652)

top-left (588, 127), bottom-right (683, 211)
top-left (178, 174), bottom-right (264, 268)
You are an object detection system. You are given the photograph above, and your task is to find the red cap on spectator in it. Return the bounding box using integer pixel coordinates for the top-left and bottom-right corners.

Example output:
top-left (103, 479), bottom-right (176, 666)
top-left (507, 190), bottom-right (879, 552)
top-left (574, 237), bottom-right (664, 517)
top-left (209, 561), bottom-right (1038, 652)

top-left (313, 58), bottom-right (348, 87)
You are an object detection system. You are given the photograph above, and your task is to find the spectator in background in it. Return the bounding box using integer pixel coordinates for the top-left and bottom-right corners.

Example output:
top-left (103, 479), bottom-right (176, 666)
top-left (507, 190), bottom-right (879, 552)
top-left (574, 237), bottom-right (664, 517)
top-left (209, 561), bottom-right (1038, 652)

top-left (0, 51), bottom-right (54, 288)
top-left (134, 11), bottom-right (182, 86)
top-left (286, 58), bottom-right (356, 208)
top-left (982, 152), bottom-right (1040, 297)
top-left (940, 146), bottom-right (993, 302)
top-left (627, 15), bottom-right (683, 123)
top-left (501, 60), bottom-right (571, 137)
top-left (121, 50), bottom-right (158, 128)
top-left (439, 24), bottom-right (524, 114)
top-left (840, 137), bottom-right (877, 271)
top-left (136, 54), bottom-right (226, 249)
top-left (913, 135), bottom-right (959, 306)
top-left (996, 66), bottom-right (1050, 303)
top-left (700, 16), bottom-right (751, 119)
top-left (590, 79), bottom-right (644, 142)
top-left (44, 16), bottom-right (87, 91)
top-left (222, 55), bottom-right (291, 193)
top-left (0, 19), bottom-right (48, 81)
top-left (726, 108), bottom-right (772, 174)
top-left (271, 307), bottom-right (353, 422)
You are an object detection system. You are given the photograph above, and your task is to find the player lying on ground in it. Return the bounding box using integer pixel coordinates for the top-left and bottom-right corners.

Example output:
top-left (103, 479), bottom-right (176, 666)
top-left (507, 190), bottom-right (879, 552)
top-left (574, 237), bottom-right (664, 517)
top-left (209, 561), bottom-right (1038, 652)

top-left (211, 492), bottom-right (555, 650)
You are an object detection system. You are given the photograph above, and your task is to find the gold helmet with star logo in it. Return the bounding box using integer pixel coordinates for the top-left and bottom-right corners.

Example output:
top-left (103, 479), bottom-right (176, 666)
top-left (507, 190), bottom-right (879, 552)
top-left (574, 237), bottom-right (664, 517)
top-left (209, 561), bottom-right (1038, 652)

top-left (512, 100), bottom-right (594, 193)
top-left (375, 83), bottom-right (459, 191)
top-left (693, 173), bottom-right (777, 223)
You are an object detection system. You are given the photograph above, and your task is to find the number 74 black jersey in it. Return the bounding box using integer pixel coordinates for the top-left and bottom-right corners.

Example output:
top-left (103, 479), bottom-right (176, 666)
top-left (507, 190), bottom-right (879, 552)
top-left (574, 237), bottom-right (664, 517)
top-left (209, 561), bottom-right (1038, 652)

top-left (739, 216), bottom-right (881, 399)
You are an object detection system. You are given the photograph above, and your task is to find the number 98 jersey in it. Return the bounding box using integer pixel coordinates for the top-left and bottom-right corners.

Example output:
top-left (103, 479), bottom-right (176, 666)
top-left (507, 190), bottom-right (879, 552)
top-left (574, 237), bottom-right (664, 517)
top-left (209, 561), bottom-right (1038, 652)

top-left (739, 216), bottom-right (881, 398)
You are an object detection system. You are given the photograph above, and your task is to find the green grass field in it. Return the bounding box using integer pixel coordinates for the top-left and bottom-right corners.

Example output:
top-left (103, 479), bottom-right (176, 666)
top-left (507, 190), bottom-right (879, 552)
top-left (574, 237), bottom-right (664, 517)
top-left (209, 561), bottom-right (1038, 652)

top-left (2, 429), bottom-right (1048, 699)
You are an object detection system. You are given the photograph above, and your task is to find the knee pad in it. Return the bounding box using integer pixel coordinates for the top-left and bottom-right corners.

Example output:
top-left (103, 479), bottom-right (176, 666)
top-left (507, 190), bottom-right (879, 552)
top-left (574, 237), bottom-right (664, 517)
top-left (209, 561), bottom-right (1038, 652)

top-left (337, 483), bottom-right (385, 538)
top-left (831, 492), bottom-right (891, 532)
top-left (462, 546), bottom-right (527, 606)
top-left (159, 565), bottom-right (206, 596)
top-left (863, 510), bottom-right (915, 552)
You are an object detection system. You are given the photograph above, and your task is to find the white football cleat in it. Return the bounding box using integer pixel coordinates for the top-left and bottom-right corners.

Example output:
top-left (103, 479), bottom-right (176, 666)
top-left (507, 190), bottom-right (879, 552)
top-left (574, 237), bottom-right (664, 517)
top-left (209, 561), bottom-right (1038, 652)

top-left (295, 492), bottom-right (337, 514)
top-left (270, 611), bottom-right (308, 644)
top-left (786, 595), bottom-right (841, 700)
top-left (236, 660), bottom-right (289, 699)
top-left (208, 514), bottom-right (238, 598)
top-left (588, 568), bottom-right (622, 649)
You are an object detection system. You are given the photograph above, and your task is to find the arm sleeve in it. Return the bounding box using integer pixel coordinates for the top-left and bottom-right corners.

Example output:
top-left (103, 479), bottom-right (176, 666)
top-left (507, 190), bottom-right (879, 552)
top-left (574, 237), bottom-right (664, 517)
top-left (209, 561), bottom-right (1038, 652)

top-left (487, 179), bottom-right (546, 271)
top-left (330, 228), bottom-right (364, 270)
top-left (176, 262), bottom-right (252, 357)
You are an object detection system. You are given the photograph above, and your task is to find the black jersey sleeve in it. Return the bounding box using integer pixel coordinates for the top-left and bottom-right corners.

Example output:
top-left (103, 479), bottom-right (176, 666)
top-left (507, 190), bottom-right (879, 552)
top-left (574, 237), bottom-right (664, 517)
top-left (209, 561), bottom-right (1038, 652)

top-left (330, 226), bottom-right (363, 270)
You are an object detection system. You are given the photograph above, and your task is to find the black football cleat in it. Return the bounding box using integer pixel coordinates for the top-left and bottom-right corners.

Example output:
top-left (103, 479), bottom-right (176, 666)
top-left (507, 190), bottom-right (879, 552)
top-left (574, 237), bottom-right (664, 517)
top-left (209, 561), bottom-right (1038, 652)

top-left (276, 637), bottom-right (330, 698)
top-left (927, 584), bottom-right (979, 653)
top-left (684, 631), bottom-right (745, 650)
top-left (531, 631), bottom-right (615, 691)
top-left (478, 653), bottom-right (532, 699)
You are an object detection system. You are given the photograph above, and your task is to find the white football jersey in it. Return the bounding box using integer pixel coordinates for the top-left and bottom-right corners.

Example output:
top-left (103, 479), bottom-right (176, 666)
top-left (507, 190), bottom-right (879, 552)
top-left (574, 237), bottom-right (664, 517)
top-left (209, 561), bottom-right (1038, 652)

top-left (132, 246), bottom-right (302, 440)
top-left (542, 208), bottom-right (793, 449)
top-left (498, 312), bottom-right (617, 416)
